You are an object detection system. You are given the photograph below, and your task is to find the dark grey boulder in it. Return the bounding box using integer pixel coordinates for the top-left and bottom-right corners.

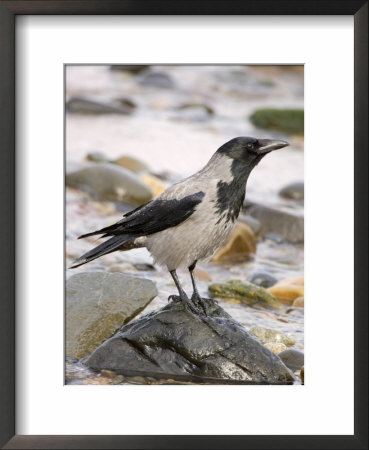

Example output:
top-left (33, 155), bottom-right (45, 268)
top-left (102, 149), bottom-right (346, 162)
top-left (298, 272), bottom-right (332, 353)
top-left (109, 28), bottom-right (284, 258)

top-left (245, 202), bottom-right (304, 243)
top-left (66, 272), bottom-right (158, 359)
top-left (84, 298), bottom-right (295, 384)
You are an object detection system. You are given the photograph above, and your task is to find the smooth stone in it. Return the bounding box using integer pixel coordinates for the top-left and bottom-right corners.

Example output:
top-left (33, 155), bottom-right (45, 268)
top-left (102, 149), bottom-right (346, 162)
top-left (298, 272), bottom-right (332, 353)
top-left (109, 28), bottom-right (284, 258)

top-left (84, 298), bottom-right (295, 384)
top-left (194, 267), bottom-right (212, 282)
top-left (279, 181), bottom-right (304, 200)
top-left (249, 108), bottom-right (304, 135)
top-left (208, 280), bottom-right (283, 311)
top-left (140, 174), bottom-right (166, 197)
top-left (66, 272), bottom-right (158, 359)
top-left (238, 214), bottom-right (261, 235)
top-left (176, 103), bottom-right (214, 122)
top-left (250, 326), bottom-right (295, 346)
top-left (245, 203), bottom-right (304, 243)
top-left (264, 342), bottom-right (288, 354)
top-left (300, 366), bottom-right (304, 382)
top-left (137, 72), bottom-right (175, 89)
top-left (134, 263), bottom-right (156, 271)
top-left (66, 97), bottom-right (134, 115)
top-left (66, 163), bottom-right (153, 204)
top-left (86, 152), bottom-right (111, 163)
top-left (212, 223), bottom-right (256, 263)
top-left (110, 65), bottom-right (149, 74)
top-left (268, 276), bottom-right (304, 305)
top-left (278, 349), bottom-right (304, 371)
top-left (292, 296), bottom-right (304, 308)
top-left (115, 155), bottom-right (150, 173)
top-left (248, 271), bottom-right (278, 289)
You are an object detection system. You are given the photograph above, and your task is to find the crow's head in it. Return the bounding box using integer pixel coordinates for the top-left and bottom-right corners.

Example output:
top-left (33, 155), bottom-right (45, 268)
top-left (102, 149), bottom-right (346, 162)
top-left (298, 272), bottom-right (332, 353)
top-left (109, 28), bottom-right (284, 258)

top-left (217, 136), bottom-right (289, 170)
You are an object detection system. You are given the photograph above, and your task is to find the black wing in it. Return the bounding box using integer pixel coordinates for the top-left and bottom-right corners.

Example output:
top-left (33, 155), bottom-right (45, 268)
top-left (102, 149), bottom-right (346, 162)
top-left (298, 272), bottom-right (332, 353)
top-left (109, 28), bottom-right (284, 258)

top-left (79, 191), bottom-right (205, 239)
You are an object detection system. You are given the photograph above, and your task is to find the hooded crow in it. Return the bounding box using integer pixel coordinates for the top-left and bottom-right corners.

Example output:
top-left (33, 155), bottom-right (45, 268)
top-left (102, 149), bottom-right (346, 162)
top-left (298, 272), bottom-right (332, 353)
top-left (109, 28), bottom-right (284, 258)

top-left (70, 136), bottom-right (288, 314)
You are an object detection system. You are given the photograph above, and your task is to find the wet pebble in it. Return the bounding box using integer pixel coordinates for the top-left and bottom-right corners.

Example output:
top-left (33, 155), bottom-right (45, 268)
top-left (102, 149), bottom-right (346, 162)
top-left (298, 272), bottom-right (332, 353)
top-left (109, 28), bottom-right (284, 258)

top-left (110, 64), bottom-right (149, 74)
top-left (212, 223), bottom-right (256, 263)
top-left (264, 342), bottom-right (287, 354)
top-left (138, 72), bottom-right (175, 89)
top-left (140, 174), bottom-right (166, 197)
top-left (279, 181), bottom-right (304, 201)
top-left (66, 163), bottom-right (153, 204)
top-left (209, 280), bottom-right (283, 311)
top-left (134, 263), bottom-right (156, 271)
top-left (268, 276), bottom-right (304, 305)
top-left (66, 97), bottom-right (134, 115)
top-left (278, 349), bottom-right (304, 371)
top-left (293, 296), bottom-right (304, 308)
top-left (115, 155), bottom-right (149, 173)
top-left (249, 326), bottom-right (295, 346)
top-left (245, 202), bottom-right (304, 243)
top-left (248, 271), bottom-right (277, 288)
top-left (86, 152), bottom-right (111, 163)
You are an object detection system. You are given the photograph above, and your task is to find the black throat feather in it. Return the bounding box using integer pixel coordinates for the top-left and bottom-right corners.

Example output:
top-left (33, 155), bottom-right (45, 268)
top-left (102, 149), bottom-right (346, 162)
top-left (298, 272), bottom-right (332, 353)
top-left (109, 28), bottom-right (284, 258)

top-left (214, 159), bottom-right (252, 224)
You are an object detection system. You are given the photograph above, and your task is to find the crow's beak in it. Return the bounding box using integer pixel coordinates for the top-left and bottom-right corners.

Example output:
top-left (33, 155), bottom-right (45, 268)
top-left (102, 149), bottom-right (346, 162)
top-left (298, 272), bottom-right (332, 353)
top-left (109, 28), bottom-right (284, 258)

top-left (258, 139), bottom-right (289, 154)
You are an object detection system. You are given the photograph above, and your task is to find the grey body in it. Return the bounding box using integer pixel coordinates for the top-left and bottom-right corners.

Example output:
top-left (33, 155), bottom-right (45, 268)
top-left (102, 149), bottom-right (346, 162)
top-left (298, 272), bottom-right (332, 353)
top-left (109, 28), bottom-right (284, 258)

top-left (141, 153), bottom-right (235, 270)
top-left (71, 137), bottom-right (288, 315)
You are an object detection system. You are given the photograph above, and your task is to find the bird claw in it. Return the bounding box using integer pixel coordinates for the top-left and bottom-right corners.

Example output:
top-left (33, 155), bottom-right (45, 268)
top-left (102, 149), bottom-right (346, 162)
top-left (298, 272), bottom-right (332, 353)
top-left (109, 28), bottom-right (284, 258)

top-left (191, 294), bottom-right (213, 317)
top-left (168, 294), bottom-right (203, 316)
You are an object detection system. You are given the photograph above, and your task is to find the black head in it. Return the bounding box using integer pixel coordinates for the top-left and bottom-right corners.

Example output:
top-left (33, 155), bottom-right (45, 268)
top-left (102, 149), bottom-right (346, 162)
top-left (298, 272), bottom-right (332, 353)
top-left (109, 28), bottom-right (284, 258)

top-left (217, 136), bottom-right (289, 169)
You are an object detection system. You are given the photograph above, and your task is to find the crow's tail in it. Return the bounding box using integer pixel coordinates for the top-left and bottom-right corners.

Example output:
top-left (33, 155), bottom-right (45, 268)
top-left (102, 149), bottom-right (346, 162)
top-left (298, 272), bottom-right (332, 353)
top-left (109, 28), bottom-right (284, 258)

top-left (69, 235), bottom-right (134, 269)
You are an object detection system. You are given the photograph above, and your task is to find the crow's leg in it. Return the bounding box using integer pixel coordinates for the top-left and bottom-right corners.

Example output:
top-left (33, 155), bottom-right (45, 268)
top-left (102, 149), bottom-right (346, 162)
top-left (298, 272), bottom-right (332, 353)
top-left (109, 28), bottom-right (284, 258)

top-left (188, 261), bottom-right (211, 316)
top-left (169, 269), bottom-right (202, 315)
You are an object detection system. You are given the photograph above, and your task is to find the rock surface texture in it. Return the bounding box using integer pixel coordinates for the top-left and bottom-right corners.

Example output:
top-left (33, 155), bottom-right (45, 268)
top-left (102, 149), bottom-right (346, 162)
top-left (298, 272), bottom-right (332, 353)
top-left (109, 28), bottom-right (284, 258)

top-left (66, 272), bottom-right (158, 359)
top-left (84, 298), bottom-right (295, 384)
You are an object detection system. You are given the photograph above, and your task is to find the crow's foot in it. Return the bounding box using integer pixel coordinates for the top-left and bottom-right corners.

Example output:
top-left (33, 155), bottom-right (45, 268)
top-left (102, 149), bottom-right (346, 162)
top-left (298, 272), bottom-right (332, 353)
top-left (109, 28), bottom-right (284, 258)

top-left (191, 294), bottom-right (213, 316)
top-left (168, 294), bottom-right (203, 316)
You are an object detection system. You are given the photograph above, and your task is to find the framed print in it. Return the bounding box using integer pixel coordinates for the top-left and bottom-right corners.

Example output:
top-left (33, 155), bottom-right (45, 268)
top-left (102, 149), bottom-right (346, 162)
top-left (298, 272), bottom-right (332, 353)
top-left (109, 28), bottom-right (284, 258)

top-left (1, 1), bottom-right (367, 449)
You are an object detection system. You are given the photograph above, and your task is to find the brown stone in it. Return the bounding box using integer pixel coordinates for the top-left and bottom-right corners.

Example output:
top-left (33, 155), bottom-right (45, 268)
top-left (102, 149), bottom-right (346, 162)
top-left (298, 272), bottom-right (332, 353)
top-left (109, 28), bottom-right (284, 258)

top-left (212, 223), bottom-right (256, 263)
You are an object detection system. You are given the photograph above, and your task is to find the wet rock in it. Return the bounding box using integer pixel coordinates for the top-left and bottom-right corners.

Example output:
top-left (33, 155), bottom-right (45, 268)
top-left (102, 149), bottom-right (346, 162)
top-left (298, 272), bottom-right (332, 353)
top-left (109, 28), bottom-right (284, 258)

top-left (212, 223), bottom-right (256, 263)
top-left (66, 97), bottom-right (134, 115)
top-left (248, 271), bottom-right (277, 288)
top-left (86, 152), bottom-right (111, 163)
top-left (292, 296), bottom-right (304, 308)
top-left (238, 214), bottom-right (261, 235)
top-left (66, 272), bottom-right (158, 359)
top-left (176, 103), bottom-right (214, 122)
top-left (250, 326), bottom-right (295, 347)
top-left (268, 276), bottom-right (304, 305)
top-left (208, 280), bottom-right (283, 311)
top-left (279, 181), bottom-right (304, 201)
top-left (245, 203), bottom-right (304, 243)
top-left (100, 369), bottom-right (116, 378)
top-left (140, 174), bottom-right (166, 197)
top-left (278, 349), bottom-right (304, 371)
top-left (115, 155), bottom-right (149, 173)
top-left (264, 342), bottom-right (287, 354)
top-left (300, 366), bottom-right (304, 382)
top-left (134, 263), bottom-right (156, 271)
top-left (250, 108), bottom-right (304, 135)
top-left (66, 163), bottom-right (153, 204)
top-left (138, 72), bottom-right (175, 89)
top-left (84, 299), bottom-right (295, 384)
top-left (110, 65), bottom-right (149, 74)
top-left (194, 267), bottom-right (212, 282)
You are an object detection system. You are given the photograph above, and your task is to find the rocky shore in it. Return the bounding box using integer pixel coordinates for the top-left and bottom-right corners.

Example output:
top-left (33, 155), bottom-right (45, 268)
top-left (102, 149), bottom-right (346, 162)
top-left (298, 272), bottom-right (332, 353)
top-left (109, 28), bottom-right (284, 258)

top-left (65, 65), bottom-right (304, 385)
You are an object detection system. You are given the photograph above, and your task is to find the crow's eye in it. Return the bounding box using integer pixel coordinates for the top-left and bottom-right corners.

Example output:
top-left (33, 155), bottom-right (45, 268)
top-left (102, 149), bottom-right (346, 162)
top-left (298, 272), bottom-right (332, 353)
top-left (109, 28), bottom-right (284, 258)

top-left (246, 143), bottom-right (254, 150)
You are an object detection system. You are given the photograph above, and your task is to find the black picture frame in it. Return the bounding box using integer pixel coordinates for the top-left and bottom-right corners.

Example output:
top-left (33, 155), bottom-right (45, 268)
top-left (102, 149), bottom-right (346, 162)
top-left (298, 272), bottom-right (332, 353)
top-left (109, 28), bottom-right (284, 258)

top-left (0, 1), bottom-right (367, 449)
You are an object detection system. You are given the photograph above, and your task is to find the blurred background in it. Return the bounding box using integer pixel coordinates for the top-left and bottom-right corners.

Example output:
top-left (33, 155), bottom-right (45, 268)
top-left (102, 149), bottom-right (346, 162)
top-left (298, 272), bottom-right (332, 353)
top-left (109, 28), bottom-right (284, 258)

top-left (65, 65), bottom-right (304, 385)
